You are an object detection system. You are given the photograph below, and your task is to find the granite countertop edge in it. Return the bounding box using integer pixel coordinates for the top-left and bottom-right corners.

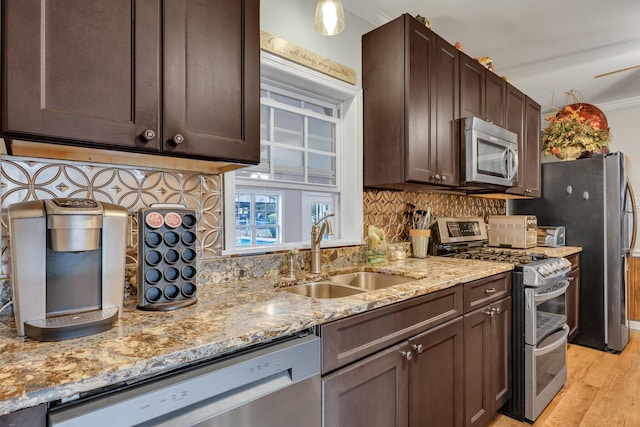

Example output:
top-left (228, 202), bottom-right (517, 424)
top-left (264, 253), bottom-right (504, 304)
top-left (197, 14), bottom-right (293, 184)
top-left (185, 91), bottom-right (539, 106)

top-left (0, 249), bottom-right (582, 416)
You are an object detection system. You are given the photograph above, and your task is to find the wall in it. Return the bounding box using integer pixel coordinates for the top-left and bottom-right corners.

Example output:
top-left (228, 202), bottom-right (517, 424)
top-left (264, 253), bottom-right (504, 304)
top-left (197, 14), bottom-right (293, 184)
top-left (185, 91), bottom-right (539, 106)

top-left (260, 0), bottom-right (373, 86)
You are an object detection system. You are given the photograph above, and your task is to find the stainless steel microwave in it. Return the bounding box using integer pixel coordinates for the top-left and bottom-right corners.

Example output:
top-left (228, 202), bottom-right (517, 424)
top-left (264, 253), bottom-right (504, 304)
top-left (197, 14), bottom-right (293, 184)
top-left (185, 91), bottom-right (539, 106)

top-left (461, 117), bottom-right (518, 187)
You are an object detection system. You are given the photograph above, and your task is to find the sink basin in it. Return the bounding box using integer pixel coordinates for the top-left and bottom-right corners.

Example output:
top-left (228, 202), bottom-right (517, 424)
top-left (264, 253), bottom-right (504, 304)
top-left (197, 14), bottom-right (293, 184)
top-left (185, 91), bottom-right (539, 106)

top-left (327, 272), bottom-right (412, 290)
top-left (283, 282), bottom-right (365, 298)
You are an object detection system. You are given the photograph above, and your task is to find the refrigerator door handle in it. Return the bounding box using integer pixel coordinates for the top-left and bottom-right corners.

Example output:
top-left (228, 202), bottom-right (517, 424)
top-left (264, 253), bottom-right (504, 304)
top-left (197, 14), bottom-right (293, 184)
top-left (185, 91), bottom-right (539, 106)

top-left (626, 182), bottom-right (637, 251)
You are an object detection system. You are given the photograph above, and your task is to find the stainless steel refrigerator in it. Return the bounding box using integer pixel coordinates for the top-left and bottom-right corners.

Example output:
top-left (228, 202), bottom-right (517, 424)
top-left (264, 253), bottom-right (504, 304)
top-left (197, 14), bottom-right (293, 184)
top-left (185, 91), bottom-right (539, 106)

top-left (513, 152), bottom-right (637, 352)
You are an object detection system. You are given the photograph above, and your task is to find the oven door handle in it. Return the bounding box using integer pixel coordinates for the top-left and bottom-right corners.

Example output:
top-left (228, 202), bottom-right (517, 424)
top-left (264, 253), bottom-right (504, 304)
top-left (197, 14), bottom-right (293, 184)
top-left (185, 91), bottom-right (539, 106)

top-left (534, 280), bottom-right (570, 303)
top-left (534, 324), bottom-right (570, 356)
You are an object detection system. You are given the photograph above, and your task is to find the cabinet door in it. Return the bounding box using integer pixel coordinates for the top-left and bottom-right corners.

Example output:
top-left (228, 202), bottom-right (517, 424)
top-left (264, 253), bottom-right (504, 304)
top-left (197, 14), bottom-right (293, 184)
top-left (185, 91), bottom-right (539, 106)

top-left (0, 404), bottom-right (45, 426)
top-left (568, 267), bottom-right (581, 341)
top-left (323, 342), bottom-right (409, 427)
top-left (490, 297), bottom-right (512, 412)
top-left (459, 54), bottom-right (485, 119)
top-left (362, 16), bottom-right (406, 188)
top-left (3, 0), bottom-right (160, 151)
top-left (484, 72), bottom-right (507, 127)
top-left (522, 97), bottom-right (542, 197)
top-left (464, 306), bottom-right (492, 427)
top-left (405, 17), bottom-right (436, 183)
top-left (505, 85), bottom-right (527, 196)
top-left (408, 317), bottom-right (464, 427)
top-left (432, 35), bottom-right (460, 186)
top-left (163, 0), bottom-right (259, 163)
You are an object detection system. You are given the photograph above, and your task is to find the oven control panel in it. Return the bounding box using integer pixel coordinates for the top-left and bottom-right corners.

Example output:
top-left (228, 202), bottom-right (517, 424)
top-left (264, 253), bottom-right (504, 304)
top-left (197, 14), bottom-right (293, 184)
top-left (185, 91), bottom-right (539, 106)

top-left (522, 257), bottom-right (572, 287)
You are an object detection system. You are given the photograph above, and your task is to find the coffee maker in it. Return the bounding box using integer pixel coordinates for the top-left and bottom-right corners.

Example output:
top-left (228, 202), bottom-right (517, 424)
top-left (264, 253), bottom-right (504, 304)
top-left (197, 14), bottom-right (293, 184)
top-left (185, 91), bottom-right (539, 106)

top-left (8, 198), bottom-right (127, 341)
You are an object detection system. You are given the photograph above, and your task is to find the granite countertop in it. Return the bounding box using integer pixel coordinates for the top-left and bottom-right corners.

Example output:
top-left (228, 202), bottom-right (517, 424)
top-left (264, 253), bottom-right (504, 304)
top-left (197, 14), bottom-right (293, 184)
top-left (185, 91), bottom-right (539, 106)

top-left (532, 246), bottom-right (582, 258)
top-left (0, 256), bottom-right (513, 416)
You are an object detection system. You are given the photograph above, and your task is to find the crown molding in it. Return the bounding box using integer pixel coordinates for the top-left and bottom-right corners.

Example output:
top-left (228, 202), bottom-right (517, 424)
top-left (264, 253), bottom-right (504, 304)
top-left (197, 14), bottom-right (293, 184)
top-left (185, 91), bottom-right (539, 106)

top-left (598, 96), bottom-right (640, 112)
top-left (342, 0), bottom-right (392, 27)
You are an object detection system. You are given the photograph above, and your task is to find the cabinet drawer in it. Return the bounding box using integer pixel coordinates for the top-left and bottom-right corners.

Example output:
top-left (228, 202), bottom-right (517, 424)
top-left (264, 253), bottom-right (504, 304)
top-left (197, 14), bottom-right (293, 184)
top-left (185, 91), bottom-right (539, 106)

top-left (464, 272), bottom-right (511, 313)
top-left (321, 285), bottom-right (463, 374)
top-left (566, 253), bottom-right (580, 270)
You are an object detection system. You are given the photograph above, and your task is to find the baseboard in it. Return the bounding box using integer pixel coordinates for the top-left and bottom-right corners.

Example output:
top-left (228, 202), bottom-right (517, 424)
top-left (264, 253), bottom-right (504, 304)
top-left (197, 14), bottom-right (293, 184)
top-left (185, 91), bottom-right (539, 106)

top-left (629, 320), bottom-right (640, 331)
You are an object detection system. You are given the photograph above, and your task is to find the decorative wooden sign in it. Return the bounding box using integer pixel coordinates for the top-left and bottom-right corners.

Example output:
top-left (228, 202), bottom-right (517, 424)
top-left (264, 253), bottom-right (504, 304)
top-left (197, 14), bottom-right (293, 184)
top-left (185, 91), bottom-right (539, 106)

top-left (260, 31), bottom-right (356, 85)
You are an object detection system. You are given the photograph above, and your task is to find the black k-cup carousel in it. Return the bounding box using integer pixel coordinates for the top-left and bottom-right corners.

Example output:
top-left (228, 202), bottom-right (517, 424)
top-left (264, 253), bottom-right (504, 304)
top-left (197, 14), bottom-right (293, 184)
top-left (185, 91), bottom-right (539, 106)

top-left (137, 204), bottom-right (198, 311)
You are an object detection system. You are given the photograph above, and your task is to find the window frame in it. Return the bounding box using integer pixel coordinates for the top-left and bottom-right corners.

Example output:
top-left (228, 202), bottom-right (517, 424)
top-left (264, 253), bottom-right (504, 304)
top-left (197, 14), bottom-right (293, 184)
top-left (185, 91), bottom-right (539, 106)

top-left (223, 51), bottom-right (363, 255)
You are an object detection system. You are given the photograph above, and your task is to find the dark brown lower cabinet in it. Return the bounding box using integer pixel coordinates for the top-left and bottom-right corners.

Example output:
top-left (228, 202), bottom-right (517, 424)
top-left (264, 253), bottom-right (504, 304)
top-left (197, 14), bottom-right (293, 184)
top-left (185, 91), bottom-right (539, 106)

top-left (321, 273), bottom-right (511, 427)
top-left (409, 317), bottom-right (464, 427)
top-left (0, 404), bottom-right (46, 426)
top-left (323, 341), bottom-right (410, 427)
top-left (322, 318), bottom-right (464, 427)
top-left (464, 296), bottom-right (511, 427)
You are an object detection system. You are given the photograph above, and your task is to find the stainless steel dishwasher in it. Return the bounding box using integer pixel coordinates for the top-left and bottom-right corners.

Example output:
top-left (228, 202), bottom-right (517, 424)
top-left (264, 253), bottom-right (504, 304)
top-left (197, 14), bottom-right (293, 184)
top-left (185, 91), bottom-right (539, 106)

top-left (48, 332), bottom-right (321, 427)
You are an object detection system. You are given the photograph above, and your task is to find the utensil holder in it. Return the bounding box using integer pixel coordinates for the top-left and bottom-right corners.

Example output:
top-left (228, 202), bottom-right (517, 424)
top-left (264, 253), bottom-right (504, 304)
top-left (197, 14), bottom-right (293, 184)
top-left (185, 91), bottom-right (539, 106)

top-left (410, 229), bottom-right (430, 258)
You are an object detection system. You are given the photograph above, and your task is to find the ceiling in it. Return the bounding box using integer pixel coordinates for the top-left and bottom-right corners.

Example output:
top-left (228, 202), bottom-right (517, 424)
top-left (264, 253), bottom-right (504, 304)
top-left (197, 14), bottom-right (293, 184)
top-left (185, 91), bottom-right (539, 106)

top-left (344, 0), bottom-right (640, 113)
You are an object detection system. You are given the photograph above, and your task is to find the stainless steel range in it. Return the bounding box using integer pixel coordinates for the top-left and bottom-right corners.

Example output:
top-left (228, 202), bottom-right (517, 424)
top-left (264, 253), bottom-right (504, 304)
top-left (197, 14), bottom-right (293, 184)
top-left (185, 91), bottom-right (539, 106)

top-left (431, 217), bottom-right (572, 422)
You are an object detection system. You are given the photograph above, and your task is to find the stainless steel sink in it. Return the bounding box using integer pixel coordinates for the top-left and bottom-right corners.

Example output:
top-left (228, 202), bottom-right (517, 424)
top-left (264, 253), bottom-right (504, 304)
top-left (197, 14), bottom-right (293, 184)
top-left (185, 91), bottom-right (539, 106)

top-left (283, 282), bottom-right (366, 298)
top-left (327, 272), bottom-right (412, 290)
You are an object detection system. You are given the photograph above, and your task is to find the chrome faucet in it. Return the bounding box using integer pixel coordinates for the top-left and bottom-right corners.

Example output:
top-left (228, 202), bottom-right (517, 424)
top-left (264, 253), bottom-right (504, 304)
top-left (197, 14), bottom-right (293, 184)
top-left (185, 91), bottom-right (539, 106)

top-left (310, 214), bottom-right (334, 274)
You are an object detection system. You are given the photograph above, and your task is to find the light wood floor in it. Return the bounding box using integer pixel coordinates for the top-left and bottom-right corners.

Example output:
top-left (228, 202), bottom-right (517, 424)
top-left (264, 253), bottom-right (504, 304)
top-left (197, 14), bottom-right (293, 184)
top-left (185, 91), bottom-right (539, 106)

top-left (487, 330), bottom-right (640, 427)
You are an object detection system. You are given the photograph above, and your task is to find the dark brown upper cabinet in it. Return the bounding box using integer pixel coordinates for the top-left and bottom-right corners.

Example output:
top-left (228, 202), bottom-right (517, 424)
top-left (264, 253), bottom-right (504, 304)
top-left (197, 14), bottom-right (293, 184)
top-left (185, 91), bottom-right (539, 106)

top-left (460, 51), bottom-right (542, 197)
top-left (363, 14), bottom-right (460, 190)
top-left (459, 52), bottom-right (506, 127)
top-left (505, 86), bottom-right (542, 197)
top-left (2, 0), bottom-right (259, 165)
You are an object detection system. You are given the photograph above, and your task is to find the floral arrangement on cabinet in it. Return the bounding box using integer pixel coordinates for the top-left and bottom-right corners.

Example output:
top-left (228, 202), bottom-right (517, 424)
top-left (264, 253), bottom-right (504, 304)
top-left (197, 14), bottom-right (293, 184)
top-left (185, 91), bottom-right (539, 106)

top-left (542, 102), bottom-right (611, 160)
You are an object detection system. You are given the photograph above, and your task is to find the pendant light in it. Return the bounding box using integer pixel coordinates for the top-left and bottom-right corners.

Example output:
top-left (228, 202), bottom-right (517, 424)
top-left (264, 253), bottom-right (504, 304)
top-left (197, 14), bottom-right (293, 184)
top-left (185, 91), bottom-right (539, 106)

top-left (314, 0), bottom-right (345, 36)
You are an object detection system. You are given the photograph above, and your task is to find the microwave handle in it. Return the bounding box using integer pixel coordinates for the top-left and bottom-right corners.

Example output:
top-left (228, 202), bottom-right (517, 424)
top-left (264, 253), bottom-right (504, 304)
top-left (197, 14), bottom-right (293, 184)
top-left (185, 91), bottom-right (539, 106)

top-left (507, 147), bottom-right (518, 181)
top-left (500, 149), bottom-right (509, 177)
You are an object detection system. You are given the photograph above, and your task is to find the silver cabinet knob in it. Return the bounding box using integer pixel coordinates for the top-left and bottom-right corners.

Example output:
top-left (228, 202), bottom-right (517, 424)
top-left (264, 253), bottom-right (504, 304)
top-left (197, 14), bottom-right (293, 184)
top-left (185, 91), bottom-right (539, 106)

top-left (440, 174), bottom-right (446, 182)
top-left (171, 133), bottom-right (185, 145)
top-left (400, 350), bottom-right (413, 361)
top-left (411, 344), bottom-right (424, 354)
top-left (435, 174), bottom-right (442, 181)
top-left (142, 129), bottom-right (156, 142)
top-left (483, 308), bottom-right (496, 317)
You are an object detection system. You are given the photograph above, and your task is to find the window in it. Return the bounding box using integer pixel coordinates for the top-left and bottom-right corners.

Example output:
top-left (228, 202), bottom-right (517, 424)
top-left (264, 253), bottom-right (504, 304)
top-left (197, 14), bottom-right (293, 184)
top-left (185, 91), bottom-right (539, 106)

top-left (235, 191), bottom-right (282, 247)
top-left (224, 52), bottom-right (363, 254)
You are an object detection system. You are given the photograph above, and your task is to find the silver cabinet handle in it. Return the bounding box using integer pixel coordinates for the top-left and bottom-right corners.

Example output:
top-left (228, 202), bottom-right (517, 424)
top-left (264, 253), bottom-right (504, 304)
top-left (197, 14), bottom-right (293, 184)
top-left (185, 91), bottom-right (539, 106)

top-left (440, 174), bottom-right (446, 182)
top-left (411, 344), bottom-right (424, 354)
top-left (493, 307), bottom-right (501, 315)
top-left (484, 287), bottom-right (497, 294)
top-left (400, 350), bottom-right (413, 361)
top-left (483, 308), bottom-right (495, 317)
top-left (171, 133), bottom-right (185, 145)
top-left (434, 174), bottom-right (441, 180)
top-left (142, 129), bottom-right (156, 142)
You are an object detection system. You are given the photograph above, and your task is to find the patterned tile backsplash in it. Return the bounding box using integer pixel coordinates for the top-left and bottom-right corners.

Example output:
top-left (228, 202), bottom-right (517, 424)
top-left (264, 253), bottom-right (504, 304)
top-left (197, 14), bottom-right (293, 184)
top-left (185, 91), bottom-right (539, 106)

top-left (363, 189), bottom-right (506, 242)
top-left (0, 156), bottom-right (223, 309)
top-left (0, 155), bottom-right (506, 314)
